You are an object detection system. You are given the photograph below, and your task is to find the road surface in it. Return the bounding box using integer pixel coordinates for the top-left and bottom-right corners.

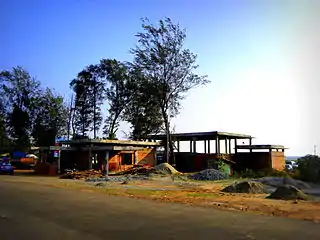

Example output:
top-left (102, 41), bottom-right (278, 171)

top-left (0, 177), bottom-right (319, 240)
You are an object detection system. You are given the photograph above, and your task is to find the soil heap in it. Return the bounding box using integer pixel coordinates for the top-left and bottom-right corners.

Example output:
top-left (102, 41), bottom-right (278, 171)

top-left (190, 169), bottom-right (228, 181)
top-left (153, 163), bottom-right (179, 175)
top-left (267, 185), bottom-right (310, 200)
top-left (222, 181), bottom-right (267, 194)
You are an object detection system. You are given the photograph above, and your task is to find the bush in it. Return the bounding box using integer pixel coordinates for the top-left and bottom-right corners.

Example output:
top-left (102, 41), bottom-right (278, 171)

top-left (296, 155), bottom-right (320, 182)
top-left (233, 168), bottom-right (289, 179)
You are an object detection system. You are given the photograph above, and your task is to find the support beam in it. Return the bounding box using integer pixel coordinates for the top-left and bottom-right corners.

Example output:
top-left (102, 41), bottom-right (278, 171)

top-left (234, 138), bottom-right (238, 154)
top-left (105, 151), bottom-right (109, 175)
top-left (190, 140), bottom-right (193, 152)
top-left (215, 136), bottom-right (219, 154)
top-left (207, 140), bottom-right (211, 153)
top-left (225, 138), bottom-right (228, 154)
top-left (88, 144), bottom-right (92, 170)
top-left (177, 141), bottom-right (180, 152)
top-left (249, 137), bottom-right (253, 154)
top-left (228, 139), bottom-right (231, 154)
top-left (193, 139), bottom-right (197, 153)
top-left (204, 140), bottom-right (207, 153)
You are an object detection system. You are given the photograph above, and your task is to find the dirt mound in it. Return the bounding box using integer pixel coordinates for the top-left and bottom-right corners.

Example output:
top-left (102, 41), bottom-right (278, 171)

top-left (222, 181), bottom-right (267, 194)
top-left (153, 163), bottom-right (179, 175)
top-left (190, 169), bottom-right (227, 181)
top-left (255, 177), bottom-right (310, 190)
top-left (60, 170), bottom-right (102, 180)
top-left (267, 185), bottom-right (310, 200)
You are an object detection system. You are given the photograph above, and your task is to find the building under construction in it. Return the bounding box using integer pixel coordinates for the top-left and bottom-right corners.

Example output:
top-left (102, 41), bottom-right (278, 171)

top-left (148, 131), bottom-right (286, 173)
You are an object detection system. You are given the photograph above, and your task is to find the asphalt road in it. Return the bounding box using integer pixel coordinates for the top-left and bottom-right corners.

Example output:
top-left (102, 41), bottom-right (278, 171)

top-left (0, 177), bottom-right (319, 240)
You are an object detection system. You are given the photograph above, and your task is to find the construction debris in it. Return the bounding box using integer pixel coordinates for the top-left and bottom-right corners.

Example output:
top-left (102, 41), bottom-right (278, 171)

top-left (255, 177), bottom-right (310, 190)
top-left (267, 185), bottom-right (310, 200)
top-left (111, 165), bottom-right (153, 176)
top-left (153, 163), bottom-right (179, 175)
top-left (190, 169), bottom-right (228, 181)
top-left (60, 170), bottom-right (103, 180)
top-left (222, 181), bottom-right (267, 194)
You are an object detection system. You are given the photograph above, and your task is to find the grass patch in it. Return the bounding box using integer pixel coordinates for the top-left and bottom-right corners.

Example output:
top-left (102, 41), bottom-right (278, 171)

top-left (185, 192), bottom-right (219, 198)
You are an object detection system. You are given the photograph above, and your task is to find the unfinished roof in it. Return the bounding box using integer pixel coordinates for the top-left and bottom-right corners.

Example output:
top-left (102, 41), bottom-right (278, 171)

top-left (58, 139), bottom-right (161, 147)
top-left (236, 144), bottom-right (287, 150)
top-left (148, 131), bottom-right (253, 141)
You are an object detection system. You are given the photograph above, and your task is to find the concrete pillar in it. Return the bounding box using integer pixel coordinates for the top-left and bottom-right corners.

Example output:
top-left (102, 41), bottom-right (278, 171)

top-left (215, 136), bottom-right (219, 154)
top-left (207, 140), bottom-right (211, 153)
top-left (190, 140), bottom-right (193, 152)
top-left (228, 139), bottom-right (231, 154)
top-left (105, 151), bottom-right (109, 175)
top-left (193, 139), bottom-right (197, 153)
top-left (225, 138), bottom-right (228, 154)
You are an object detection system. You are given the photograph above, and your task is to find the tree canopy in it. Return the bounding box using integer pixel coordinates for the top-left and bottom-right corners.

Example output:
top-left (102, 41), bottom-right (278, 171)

top-left (1, 17), bottom-right (209, 154)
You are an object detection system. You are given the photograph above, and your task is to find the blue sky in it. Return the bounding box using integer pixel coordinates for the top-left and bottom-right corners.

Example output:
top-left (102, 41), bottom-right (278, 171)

top-left (1, 0), bottom-right (319, 156)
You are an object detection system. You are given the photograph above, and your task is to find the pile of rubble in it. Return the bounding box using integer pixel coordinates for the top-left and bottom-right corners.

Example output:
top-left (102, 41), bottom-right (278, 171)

top-left (254, 177), bottom-right (310, 190)
top-left (222, 180), bottom-right (267, 194)
top-left (111, 165), bottom-right (153, 176)
top-left (60, 163), bottom-right (180, 180)
top-left (60, 170), bottom-right (103, 180)
top-left (267, 185), bottom-right (310, 200)
top-left (190, 169), bottom-right (228, 181)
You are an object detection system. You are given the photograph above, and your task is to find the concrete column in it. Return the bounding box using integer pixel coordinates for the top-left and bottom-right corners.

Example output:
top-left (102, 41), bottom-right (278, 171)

top-left (105, 151), bottom-right (109, 175)
top-left (193, 139), bottom-right (197, 153)
top-left (190, 140), bottom-right (193, 152)
top-left (225, 138), bottom-right (228, 154)
top-left (88, 145), bottom-right (92, 170)
top-left (207, 140), bottom-right (211, 153)
top-left (215, 136), bottom-right (219, 154)
top-left (228, 139), bottom-right (231, 154)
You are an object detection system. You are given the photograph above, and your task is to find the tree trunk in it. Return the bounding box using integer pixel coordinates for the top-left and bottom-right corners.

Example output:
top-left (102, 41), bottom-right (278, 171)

top-left (161, 107), bottom-right (171, 164)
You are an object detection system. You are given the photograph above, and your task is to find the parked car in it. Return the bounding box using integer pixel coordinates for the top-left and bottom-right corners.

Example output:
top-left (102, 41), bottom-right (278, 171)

top-left (0, 160), bottom-right (14, 175)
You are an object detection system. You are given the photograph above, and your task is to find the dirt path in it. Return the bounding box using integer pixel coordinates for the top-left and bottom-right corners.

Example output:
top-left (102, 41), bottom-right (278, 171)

top-left (0, 176), bottom-right (319, 239)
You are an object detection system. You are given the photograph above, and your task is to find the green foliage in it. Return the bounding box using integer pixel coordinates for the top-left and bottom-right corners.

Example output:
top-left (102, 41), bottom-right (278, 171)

top-left (233, 168), bottom-right (289, 179)
top-left (98, 59), bottom-right (130, 139)
top-left (296, 155), bottom-right (320, 182)
top-left (0, 67), bottom-right (41, 150)
top-left (70, 65), bottom-right (105, 137)
top-left (131, 17), bottom-right (209, 162)
top-left (31, 88), bottom-right (68, 146)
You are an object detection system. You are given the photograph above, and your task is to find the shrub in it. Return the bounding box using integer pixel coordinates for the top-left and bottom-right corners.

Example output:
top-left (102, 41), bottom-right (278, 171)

top-left (233, 168), bottom-right (289, 179)
top-left (296, 155), bottom-right (320, 182)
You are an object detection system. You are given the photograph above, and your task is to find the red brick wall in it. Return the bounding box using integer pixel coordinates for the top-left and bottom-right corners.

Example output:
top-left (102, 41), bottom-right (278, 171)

top-left (271, 151), bottom-right (285, 171)
top-left (108, 148), bottom-right (156, 172)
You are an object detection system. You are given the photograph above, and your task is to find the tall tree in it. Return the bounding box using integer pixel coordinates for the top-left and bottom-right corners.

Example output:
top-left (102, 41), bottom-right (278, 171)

top-left (131, 18), bottom-right (209, 163)
top-left (70, 65), bottom-right (105, 138)
top-left (98, 59), bottom-right (132, 139)
top-left (0, 66), bottom-right (41, 150)
top-left (31, 88), bottom-right (68, 146)
top-left (123, 69), bottom-right (163, 140)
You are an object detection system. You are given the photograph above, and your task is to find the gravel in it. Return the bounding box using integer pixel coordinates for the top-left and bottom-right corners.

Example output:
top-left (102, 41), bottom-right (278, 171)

top-left (85, 175), bottom-right (149, 183)
top-left (189, 169), bottom-right (228, 181)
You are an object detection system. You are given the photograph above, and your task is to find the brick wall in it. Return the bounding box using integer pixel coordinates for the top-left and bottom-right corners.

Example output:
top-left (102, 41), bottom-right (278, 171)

top-left (271, 151), bottom-right (285, 171)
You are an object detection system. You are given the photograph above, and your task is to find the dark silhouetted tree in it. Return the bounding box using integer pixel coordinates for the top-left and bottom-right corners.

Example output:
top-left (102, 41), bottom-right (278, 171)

top-left (130, 17), bottom-right (209, 163)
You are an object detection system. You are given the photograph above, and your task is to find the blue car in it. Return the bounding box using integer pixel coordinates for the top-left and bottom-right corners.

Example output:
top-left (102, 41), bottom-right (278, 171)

top-left (0, 159), bottom-right (14, 175)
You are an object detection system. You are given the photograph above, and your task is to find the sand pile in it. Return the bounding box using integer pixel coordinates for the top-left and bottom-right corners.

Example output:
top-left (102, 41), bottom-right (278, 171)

top-left (222, 181), bottom-right (267, 194)
top-left (267, 185), bottom-right (310, 200)
top-left (153, 163), bottom-right (179, 175)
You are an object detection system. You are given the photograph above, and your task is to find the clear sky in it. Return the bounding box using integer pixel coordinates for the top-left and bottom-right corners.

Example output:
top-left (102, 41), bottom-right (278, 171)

top-left (1, 0), bottom-right (319, 156)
